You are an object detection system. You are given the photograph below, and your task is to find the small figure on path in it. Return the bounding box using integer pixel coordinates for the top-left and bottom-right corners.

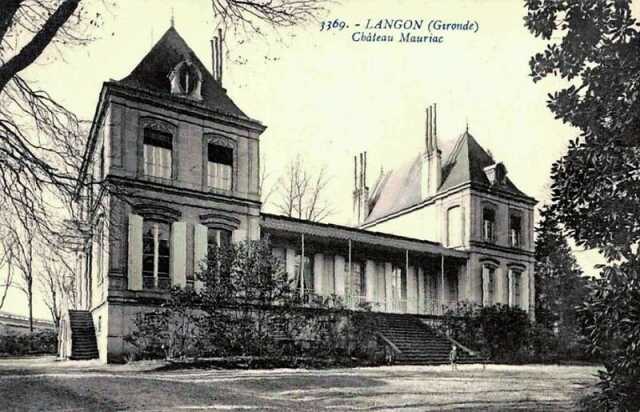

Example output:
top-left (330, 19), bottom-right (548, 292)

top-left (449, 344), bottom-right (458, 371)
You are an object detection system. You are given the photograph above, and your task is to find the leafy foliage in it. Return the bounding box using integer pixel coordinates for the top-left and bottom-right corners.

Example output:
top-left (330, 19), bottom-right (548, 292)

top-left (442, 303), bottom-right (530, 362)
top-left (534, 205), bottom-right (590, 358)
top-left (126, 239), bottom-right (379, 365)
top-left (0, 330), bottom-right (57, 356)
top-left (525, 1), bottom-right (640, 408)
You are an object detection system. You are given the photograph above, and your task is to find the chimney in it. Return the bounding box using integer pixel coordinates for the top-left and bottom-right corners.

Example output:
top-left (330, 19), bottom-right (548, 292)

top-left (422, 103), bottom-right (442, 198)
top-left (352, 151), bottom-right (370, 226)
top-left (211, 29), bottom-right (223, 85)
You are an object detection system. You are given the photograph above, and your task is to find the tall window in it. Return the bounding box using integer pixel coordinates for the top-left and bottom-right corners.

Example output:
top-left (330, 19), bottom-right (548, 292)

top-left (295, 253), bottom-right (314, 293)
top-left (483, 265), bottom-right (496, 305)
top-left (142, 221), bottom-right (171, 290)
top-left (143, 128), bottom-right (172, 179)
top-left (208, 143), bottom-right (233, 191)
top-left (207, 228), bottom-right (232, 250)
top-left (447, 206), bottom-right (462, 246)
top-left (483, 208), bottom-right (496, 242)
top-left (510, 213), bottom-right (522, 248)
top-left (511, 270), bottom-right (522, 306)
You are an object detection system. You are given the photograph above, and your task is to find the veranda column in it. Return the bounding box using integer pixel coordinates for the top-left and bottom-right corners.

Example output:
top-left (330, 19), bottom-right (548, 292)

top-left (285, 248), bottom-right (296, 284)
top-left (384, 262), bottom-right (393, 312)
top-left (313, 253), bottom-right (324, 295)
top-left (376, 263), bottom-right (386, 310)
top-left (417, 267), bottom-right (425, 314)
top-left (334, 255), bottom-right (346, 297)
top-left (127, 214), bottom-right (143, 291)
top-left (365, 260), bottom-right (376, 304)
top-left (170, 222), bottom-right (187, 288)
top-left (407, 265), bottom-right (418, 314)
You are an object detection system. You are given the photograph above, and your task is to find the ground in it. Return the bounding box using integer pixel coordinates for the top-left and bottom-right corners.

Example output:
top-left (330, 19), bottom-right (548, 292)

top-left (0, 357), bottom-right (598, 411)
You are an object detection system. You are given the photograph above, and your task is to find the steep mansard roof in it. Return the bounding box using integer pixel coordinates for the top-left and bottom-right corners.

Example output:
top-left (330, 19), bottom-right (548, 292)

top-left (363, 131), bottom-right (531, 225)
top-left (116, 27), bottom-right (247, 118)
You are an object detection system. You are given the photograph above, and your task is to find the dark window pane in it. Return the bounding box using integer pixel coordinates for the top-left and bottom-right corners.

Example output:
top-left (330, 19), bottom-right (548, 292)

top-left (143, 276), bottom-right (155, 289)
top-left (143, 256), bottom-right (154, 271)
top-left (220, 230), bottom-right (232, 247)
top-left (158, 257), bottom-right (170, 273)
top-left (158, 278), bottom-right (171, 290)
top-left (144, 128), bottom-right (172, 149)
top-left (208, 144), bottom-right (233, 165)
top-left (158, 239), bottom-right (170, 256)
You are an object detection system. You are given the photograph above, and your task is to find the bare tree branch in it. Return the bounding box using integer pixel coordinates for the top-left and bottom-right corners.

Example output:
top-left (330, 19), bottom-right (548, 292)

top-left (272, 154), bottom-right (334, 222)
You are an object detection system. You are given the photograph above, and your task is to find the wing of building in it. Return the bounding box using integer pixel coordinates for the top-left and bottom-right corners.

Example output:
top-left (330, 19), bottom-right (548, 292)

top-left (67, 27), bottom-right (536, 363)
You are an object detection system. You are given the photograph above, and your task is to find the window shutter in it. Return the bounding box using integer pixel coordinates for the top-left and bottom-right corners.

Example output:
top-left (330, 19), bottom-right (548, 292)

top-left (193, 224), bottom-right (208, 285)
top-left (171, 222), bottom-right (187, 287)
top-left (127, 214), bottom-right (143, 291)
top-left (482, 267), bottom-right (490, 306)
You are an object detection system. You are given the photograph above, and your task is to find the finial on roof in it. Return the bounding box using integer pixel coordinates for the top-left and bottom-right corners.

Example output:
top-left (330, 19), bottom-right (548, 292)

top-left (465, 117), bottom-right (469, 133)
top-left (171, 8), bottom-right (175, 27)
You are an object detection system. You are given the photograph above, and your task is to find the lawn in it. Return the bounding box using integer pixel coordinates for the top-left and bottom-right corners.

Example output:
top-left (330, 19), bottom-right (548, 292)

top-left (0, 356), bottom-right (599, 411)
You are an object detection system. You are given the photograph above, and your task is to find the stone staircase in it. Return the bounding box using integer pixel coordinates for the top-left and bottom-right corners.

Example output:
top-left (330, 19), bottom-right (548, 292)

top-left (68, 310), bottom-right (99, 360)
top-left (376, 313), bottom-right (483, 365)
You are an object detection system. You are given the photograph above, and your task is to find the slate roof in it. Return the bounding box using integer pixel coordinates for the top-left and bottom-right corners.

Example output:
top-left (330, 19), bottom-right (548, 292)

top-left (116, 27), bottom-right (246, 118)
top-left (363, 131), bottom-right (531, 225)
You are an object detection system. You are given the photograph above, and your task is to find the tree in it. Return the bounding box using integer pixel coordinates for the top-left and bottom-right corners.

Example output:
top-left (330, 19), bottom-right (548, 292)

top-left (0, 1), bottom-right (101, 241)
top-left (210, 0), bottom-right (327, 36)
top-left (534, 205), bottom-right (589, 349)
top-left (0, 235), bottom-right (15, 311)
top-left (273, 154), bottom-right (334, 222)
top-left (38, 249), bottom-right (77, 330)
top-left (525, 1), bottom-right (640, 409)
top-left (3, 214), bottom-right (37, 334)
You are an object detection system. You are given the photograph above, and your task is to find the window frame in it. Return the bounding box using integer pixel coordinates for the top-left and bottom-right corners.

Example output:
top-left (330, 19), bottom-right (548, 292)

top-left (509, 210), bottom-right (523, 248)
top-left (482, 206), bottom-right (497, 243)
top-left (482, 263), bottom-right (497, 305)
top-left (203, 134), bottom-right (237, 193)
top-left (142, 220), bottom-right (172, 290)
top-left (138, 117), bottom-right (177, 180)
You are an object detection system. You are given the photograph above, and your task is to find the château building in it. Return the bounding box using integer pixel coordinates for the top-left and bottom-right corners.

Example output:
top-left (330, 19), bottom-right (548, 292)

top-left (66, 27), bottom-right (536, 363)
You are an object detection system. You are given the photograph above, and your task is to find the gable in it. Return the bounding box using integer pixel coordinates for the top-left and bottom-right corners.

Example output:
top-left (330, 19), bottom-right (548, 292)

top-left (117, 27), bottom-right (246, 118)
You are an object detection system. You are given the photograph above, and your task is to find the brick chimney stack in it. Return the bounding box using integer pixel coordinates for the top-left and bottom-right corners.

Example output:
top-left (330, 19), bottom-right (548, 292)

top-left (353, 152), bottom-right (370, 226)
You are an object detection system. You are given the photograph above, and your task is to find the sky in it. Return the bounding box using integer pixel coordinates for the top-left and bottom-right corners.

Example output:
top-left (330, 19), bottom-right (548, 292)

top-left (5, 0), bottom-right (631, 319)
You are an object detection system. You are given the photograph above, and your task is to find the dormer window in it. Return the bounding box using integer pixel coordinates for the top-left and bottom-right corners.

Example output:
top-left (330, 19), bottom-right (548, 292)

top-left (143, 128), bottom-right (172, 179)
top-left (483, 207), bottom-right (496, 243)
top-left (169, 60), bottom-right (202, 100)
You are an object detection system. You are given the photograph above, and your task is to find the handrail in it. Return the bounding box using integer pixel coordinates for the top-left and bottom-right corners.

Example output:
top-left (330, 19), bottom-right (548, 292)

top-left (447, 335), bottom-right (480, 357)
top-left (375, 332), bottom-right (402, 354)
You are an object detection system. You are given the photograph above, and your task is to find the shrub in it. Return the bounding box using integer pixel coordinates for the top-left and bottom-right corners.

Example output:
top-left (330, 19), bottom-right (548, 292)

top-left (0, 329), bottom-right (57, 356)
top-left (442, 303), bottom-right (530, 362)
top-left (125, 238), bottom-right (380, 365)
